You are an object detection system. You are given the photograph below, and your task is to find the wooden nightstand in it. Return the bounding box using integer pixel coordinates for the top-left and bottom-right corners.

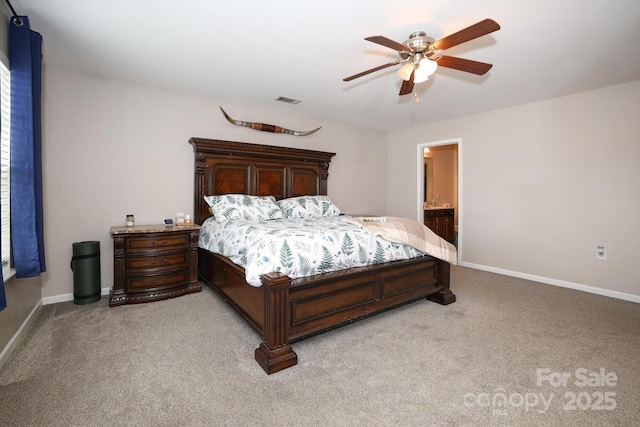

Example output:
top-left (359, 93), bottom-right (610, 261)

top-left (109, 224), bottom-right (202, 307)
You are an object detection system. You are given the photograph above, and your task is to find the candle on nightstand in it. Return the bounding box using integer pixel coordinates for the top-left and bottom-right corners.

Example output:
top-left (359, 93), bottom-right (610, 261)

top-left (176, 212), bottom-right (185, 225)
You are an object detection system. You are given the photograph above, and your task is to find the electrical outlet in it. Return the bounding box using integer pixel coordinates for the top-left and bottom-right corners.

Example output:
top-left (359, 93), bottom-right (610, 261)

top-left (597, 246), bottom-right (606, 260)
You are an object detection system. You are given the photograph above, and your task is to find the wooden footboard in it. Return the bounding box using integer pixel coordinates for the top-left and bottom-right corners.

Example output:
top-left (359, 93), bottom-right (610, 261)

top-left (199, 249), bottom-right (455, 374)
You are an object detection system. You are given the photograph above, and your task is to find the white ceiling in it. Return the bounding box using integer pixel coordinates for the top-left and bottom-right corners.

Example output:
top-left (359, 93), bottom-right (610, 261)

top-left (11, 0), bottom-right (640, 132)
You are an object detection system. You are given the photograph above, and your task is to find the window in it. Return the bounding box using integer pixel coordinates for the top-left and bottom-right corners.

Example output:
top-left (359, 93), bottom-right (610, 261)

top-left (1, 60), bottom-right (10, 269)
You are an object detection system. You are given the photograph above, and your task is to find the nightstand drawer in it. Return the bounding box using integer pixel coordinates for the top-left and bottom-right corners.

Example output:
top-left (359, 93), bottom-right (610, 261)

top-left (126, 234), bottom-right (188, 252)
top-left (126, 252), bottom-right (188, 272)
top-left (126, 268), bottom-right (190, 291)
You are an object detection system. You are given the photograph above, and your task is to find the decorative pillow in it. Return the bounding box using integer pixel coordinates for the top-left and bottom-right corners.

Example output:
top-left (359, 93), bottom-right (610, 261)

top-left (277, 195), bottom-right (341, 218)
top-left (204, 194), bottom-right (284, 222)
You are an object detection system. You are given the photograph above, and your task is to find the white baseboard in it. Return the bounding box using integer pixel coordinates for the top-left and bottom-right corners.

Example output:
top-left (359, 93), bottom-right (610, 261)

top-left (42, 287), bottom-right (111, 305)
top-left (459, 261), bottom-right (640, 303)
top-left (0, 299), bottom-right (43, 370)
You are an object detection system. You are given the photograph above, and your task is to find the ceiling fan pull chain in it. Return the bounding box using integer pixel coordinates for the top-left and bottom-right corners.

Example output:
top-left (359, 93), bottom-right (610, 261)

top-left (414, 91), bottom-right (420, 103)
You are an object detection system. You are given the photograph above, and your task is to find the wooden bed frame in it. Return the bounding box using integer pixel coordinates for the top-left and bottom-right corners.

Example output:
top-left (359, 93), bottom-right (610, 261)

top-left (190, 137), bottom-right (456, 374)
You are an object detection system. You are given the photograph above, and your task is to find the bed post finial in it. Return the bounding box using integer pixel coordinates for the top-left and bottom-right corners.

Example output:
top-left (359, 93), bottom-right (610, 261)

top-left (320, 162), bottom-right (330, 195)
top-left (255, 273), bottom-right (298, 374)
top-left (194, 151), bottom-right (207, 225)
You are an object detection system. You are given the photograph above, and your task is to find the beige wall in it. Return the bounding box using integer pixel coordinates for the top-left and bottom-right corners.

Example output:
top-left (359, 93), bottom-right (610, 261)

top-left (388, 80), bottom-right (640, 301)
top-left (36, 69), bottom-right (640, 303)
top-left (0, 6), bottom-right (44, 366)
top-left (41, 67), bottom-right (388, 300)
top-left (0, 277), bottom-right (41, 365)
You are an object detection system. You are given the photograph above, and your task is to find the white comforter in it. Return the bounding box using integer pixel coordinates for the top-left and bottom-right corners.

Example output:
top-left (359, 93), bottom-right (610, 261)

top-left (343, 216), bottom-right (458, 265)
top-left (199, 215), bottom-right (456, 287)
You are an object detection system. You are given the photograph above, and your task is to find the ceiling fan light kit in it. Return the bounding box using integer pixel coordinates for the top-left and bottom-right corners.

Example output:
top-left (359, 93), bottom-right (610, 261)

top-left (396, 63), bottom-right (414, 81)
top-left (414, 59), bottom-right (438, 83)
top-left (344, 18), bottom-right (500, 96)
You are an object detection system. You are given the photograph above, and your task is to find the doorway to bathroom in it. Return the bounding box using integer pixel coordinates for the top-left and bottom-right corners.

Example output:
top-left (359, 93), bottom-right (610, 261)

top-left (417, 138), bottom-right (461, 252)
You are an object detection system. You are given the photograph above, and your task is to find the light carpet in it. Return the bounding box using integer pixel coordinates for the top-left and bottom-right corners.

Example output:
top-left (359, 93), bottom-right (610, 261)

top-left (0, 266), bottom-right (638, 426)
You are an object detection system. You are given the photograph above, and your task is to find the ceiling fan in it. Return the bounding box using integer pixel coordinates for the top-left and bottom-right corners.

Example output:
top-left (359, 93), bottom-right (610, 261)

top-left (343, 18), bottom-right (500, 96)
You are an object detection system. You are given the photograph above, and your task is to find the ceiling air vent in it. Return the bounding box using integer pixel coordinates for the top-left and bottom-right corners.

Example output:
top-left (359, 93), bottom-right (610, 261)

top-left (275, 96), bottom-right (301, 105)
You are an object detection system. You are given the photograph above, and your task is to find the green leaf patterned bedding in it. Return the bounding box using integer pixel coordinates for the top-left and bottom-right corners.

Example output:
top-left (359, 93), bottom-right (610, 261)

top-left (199, 216), bottom-right (426, 287)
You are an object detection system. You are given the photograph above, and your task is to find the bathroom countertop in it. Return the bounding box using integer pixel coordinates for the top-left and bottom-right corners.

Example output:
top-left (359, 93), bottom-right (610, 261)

top-left (424, 206), bottom-right (453, 210)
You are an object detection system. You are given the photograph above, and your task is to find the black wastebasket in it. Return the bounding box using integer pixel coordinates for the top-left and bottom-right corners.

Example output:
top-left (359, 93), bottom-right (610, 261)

top-left (70, 241), bottom-right (101, 305)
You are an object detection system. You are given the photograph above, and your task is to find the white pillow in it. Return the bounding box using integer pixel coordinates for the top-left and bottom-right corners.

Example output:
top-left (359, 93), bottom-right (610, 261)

top-left (204, 194), bottom-right (284, 222)
top-left (277, 195), bottom-right (341, 218)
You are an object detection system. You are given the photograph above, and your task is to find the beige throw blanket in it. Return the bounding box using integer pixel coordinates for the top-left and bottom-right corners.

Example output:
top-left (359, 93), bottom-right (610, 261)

top-left (344, 216), bottom-right (458, 265)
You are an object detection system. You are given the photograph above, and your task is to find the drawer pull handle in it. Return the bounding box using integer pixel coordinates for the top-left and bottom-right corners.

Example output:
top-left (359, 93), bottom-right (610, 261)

top-left (150, 259), bottom-right (170, 266)
top-left (150, 240), bottom-right (170, 247)
top-left (151, 278), bottom-right (169, 286)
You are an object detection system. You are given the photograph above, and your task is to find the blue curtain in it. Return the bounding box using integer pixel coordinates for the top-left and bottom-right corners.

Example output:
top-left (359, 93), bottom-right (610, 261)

top-left (9, 16), bottom-right (45, 280)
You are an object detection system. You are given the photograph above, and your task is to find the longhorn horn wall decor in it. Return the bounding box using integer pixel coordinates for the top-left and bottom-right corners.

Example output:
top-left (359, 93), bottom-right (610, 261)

top-left (219, 107), bottom-right (321, 136)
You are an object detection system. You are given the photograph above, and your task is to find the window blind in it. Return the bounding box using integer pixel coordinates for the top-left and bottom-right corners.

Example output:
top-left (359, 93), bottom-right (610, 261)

top-left (1, 62), bottom-right (10, 267)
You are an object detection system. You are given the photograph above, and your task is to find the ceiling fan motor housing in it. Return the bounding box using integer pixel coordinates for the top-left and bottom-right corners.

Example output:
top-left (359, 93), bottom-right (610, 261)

top-left (399, 31), bottom-right (437, 60)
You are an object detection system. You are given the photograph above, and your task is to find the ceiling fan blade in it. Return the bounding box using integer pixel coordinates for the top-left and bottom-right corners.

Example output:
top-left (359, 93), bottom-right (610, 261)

top-left (343, 61), bottom-right (401, 82)
top-left (399, 70), bottom-right (415, 95)
top-left (365, 35), bottom-right (412, 53)
top-left (437, 56), bottom-right (493, 75)
top-left (432, 18), bottom-right (500, 51)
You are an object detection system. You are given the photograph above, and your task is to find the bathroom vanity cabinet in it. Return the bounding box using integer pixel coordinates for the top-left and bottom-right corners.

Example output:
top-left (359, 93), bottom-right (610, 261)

top-left (424, 208), bottom-right (455, 243)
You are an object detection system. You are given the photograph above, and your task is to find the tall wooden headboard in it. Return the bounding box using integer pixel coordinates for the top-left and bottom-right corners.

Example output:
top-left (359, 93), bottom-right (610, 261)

top-left (189, 138), bottom-right (336, 225)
